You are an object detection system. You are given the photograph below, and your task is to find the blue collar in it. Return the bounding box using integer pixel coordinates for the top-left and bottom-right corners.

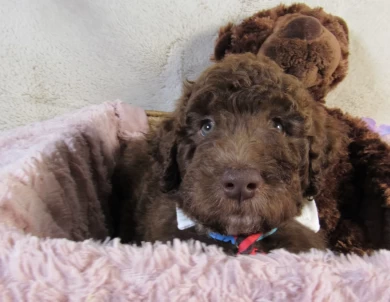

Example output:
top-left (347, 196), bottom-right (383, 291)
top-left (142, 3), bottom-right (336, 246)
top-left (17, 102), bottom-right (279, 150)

top-left (208, 228), bottom-right (278, 245)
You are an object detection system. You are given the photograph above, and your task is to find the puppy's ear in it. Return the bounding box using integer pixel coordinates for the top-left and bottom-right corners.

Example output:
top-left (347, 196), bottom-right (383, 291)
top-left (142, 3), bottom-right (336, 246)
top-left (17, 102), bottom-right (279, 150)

top-left (149, 117), bottom-right (180, 192)
top-left (149, 80), bottom-right (194, 193)
top-left (304, 105), bottom-right (347, 197)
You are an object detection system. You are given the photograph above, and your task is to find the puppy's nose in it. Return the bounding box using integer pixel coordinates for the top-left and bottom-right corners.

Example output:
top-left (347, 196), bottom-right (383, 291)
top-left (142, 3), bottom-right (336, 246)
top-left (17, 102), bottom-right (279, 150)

top-left (221, 169), bottom-right (262, 202)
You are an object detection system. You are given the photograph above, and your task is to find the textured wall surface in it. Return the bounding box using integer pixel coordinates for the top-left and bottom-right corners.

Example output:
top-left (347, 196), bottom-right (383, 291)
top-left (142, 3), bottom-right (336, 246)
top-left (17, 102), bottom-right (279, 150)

top-left (0, 0), bottom-right (389, 130)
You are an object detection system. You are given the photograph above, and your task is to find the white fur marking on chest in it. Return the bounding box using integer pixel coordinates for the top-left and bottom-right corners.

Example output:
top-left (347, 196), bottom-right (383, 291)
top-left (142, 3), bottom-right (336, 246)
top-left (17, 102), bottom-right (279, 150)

top-left (176, 207), bottom-right (196, 230)
top-left (295, 198), bottom-right (320, 233)
top-left (176, 198), bottom-right (320, 233)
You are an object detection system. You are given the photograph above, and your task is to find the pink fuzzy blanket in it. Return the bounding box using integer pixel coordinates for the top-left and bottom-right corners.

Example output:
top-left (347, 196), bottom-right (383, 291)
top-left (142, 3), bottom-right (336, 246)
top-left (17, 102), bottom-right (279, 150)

top-left (1, 102), bottom-right (390, 301)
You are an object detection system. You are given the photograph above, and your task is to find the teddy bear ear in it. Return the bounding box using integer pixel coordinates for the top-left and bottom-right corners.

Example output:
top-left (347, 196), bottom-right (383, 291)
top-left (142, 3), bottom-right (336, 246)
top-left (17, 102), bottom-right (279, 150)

top-left (213, 23), bottom-right (234, 61)
top-left (213, 16), bottom-right (276, 62)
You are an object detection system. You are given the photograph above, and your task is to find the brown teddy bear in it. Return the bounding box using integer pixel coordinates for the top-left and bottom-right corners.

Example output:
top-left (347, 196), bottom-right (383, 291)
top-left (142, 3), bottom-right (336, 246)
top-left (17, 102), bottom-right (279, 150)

top-left (213, 3), bottom-right (390, 255)
top-left (214, 3), bottom-right (349, 102)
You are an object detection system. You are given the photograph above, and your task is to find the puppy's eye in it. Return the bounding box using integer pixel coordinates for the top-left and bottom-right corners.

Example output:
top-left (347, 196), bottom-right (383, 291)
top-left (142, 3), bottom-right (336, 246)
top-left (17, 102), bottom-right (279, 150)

top-left (200, 120), bottom-right (215, 136)
top-left (272, 118), bottom-right (284, 132)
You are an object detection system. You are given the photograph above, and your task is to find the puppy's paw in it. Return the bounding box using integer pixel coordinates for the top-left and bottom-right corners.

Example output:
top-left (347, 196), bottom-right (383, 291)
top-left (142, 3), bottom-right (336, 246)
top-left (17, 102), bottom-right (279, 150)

top-left (260, 219), bottom-right (326, 253)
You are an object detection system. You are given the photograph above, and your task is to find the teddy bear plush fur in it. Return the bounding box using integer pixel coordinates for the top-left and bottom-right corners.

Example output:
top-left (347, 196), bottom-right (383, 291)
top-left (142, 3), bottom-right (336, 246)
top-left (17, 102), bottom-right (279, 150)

top-left (213, 3), bottom-right (390, 255)
top-left (214, 3), bottom-right (349, 102)
top-left (318, 108), bottom-right (390, 254)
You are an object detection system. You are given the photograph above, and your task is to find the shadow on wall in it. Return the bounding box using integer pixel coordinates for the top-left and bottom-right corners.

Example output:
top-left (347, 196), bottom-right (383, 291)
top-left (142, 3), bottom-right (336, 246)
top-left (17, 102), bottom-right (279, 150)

top-left (326, 30), bottom-right (382, 120)
top-left (156, 27), bottom-right (220, 111)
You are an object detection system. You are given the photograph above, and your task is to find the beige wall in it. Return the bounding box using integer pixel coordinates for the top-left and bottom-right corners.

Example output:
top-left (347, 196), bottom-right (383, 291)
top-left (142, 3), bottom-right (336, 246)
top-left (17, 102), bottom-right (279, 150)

top-left (0, 0), bottom-right (389, 130)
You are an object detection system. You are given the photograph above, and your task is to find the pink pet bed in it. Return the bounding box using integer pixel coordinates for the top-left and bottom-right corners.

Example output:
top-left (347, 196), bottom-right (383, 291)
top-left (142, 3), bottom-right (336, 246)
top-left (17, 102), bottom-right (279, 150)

top-left (1, 102), bottom-right (390, 301)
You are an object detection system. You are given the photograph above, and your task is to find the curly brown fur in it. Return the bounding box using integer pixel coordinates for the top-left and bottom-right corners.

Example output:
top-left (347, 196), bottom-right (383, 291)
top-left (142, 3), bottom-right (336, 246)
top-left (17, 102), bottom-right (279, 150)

top-left (113, 53), bottom-right (360, 254)
top-left (319, 108), bottom-right (390, 255)
top-left (214, 3), bottom-right (349, 102)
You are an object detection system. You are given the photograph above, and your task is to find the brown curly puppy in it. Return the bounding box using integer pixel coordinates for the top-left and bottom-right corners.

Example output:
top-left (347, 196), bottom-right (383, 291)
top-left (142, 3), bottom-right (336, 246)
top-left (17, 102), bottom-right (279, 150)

top-left (209, 4), bottom-right (390, 255)
top-left (113, 53), bottom-right (352, 254)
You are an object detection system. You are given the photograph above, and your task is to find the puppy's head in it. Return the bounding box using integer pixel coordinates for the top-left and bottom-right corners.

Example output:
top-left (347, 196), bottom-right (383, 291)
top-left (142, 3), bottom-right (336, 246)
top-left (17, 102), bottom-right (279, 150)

top-left (151, 53), bottom-right (343, 235)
